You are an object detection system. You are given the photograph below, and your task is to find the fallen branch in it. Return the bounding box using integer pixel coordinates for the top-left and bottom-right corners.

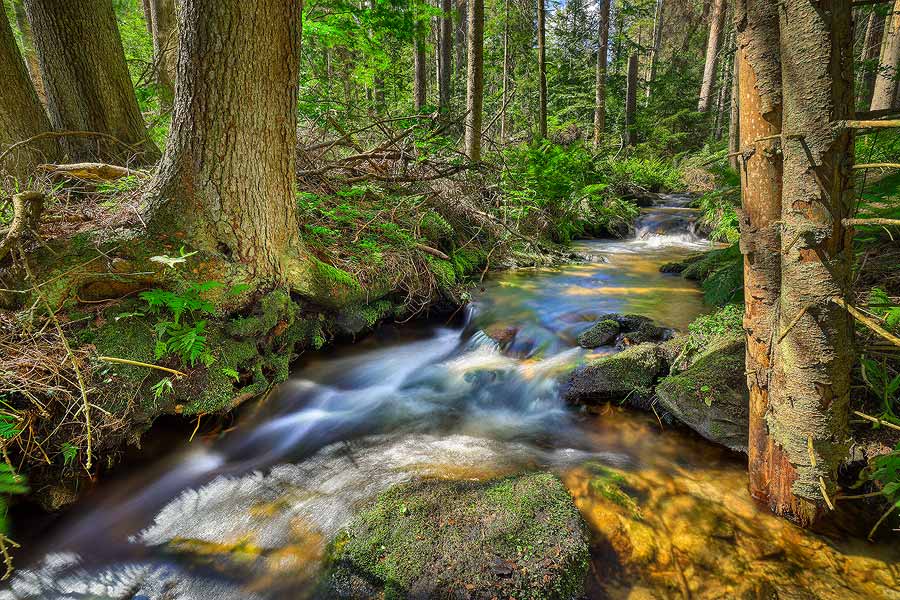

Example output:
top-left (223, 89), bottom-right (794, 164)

top-left (0, 191), bottom-right (44, 264)
top-left (98, 356), bottom-right (186, 378)
top-left (38, 162), bottom-right (140, 181)
top-left (838, 119), bottom-right (900, 130)
top-left (831, 296), bottom-right (900, 348)
top-left (852, 410), bottom-right (900, 432)
top-left (843, 218), bottom-right (900, 227)
top-left (415, 243), bottom-right (450, 261)
top-left (852, 163), bottom-right (900, 171)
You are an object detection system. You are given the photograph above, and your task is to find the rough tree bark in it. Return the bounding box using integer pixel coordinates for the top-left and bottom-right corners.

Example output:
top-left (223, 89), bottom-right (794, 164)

top-left (12, 0), bottom-right (44, 104)
top-left (625, 52), bottom-right (638, 146)
top-left (713, 38), bottom-right (733, 141)
top-left (593, 0), bottom-right (611, 149)
top-left (698, 0), bottom-right (727, 112)
top-left (734, 0), bottom-right (785, 511)
top-left (771, 0), bottom-right (854, 526)
top-left (439, 0), bottom-right (452, 111)
top-left (537, 0), bottom-right (548, 140)
top-left (464, 0), bottom-right (484, 160)
top-left (0, 7), bottom-right (55, 180)
top-left (500, 0), bottom-right (510, 142)
top-left (23, 0), bottom-right (159, 164)
top-left (728, 47), bottom-right (740, 171)
top-left (456, 0), bottom-right (467, 81)
top-left (146, 0), bottom-right (304, 282)
top-left (414, 24), bottom-right (427, 111)
top-left (858, 10), bottom-right (885, 109)
top-left (645, 0), bottom-right (664, 100)
top-left (871, 0), bottom-right (900, 111)
top-left (149, 0), bottom-right (177, 113)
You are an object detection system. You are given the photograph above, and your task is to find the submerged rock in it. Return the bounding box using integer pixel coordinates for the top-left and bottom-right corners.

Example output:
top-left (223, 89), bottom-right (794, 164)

top-left (655, 333), bottom-right (748, 452)
top-left (563, 343), bottom-right (665, 404)
top-left (321, 472), bottom-right (589, 600)
top-left (576, 313), bottom-right (671, 350)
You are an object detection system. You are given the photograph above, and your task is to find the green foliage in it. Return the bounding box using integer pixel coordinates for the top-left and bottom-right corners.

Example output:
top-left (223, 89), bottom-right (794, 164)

top-left (695, 163), bottom-right (741, 243)
top-left (60, 443), bottom-right (78, 467)
top-left (0, 414), bottom-right (22, 440)
top-left (599, 156), bottom-right (684, 194)
top-left (858, 289), bottom-right (900, 424)
top-left (0, 463), bottom-right (27, 535)
top-left (680, 304), bottom-right (743, 358)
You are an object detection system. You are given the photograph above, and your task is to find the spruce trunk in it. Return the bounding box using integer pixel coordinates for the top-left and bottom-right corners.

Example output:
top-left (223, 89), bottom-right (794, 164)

top-left (147, 0), bottom-right (303, 282)
top-left (645, 0), bottom-right (663, 100)
top-left (593, 0), bottom-right (610, 149)
top-left (414, 30), bottom-right (427, 111)
top-left (625, 52), bottom-right (638, 146)
top-left (464, 0), bottom-right (484, 160)
top-left (439, 0), bottom-right (452, 111)
top-left (728, 48), bottom-right (740, 171)
top-left (698, 0), bottom-right (727, 112)
top-left (770, 0), bottom-right (854, 526)
top-left (537, 0), bottom-right (548, 140)
top-left (858, 10), bottom-right (885, 109)
top-left (871, 0), bottom-right (900, 111)
top-left (150, 0), bottom-right (177, 113)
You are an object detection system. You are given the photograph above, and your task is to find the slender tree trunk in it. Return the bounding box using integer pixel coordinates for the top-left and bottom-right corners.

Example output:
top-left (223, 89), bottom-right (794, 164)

top-left (369, 0), bottom-right (385, 112)
top-left (770, 0), bottom-right (854, 526)
top-left (147, 0), bottom-right (304, 282)
top-left (500, 0), bottom-right (510, 142)
top-left (23, 0), bottom-right (159, 164)
top-left (728, 47), bottom-right (740, 171)
top-left (464, 0), bottom-right (483, 160)
top-left (142, 0), bottom-right (154, 35)
top-left (735, 0), bottom-right (784, 511)
top-left (714, 35), bottom-right (733, 141)
top-left (858, 10), bottom-right (886, 108)
top-left (456, 0), bottom-right (466, 81)
top-left (871, 0), bottom-right (900, 111)
top-left (439, 0), bottom-right (452, 111)
top-left (0, 7), bottom-right (55, 181)
top-left (625, 52), bottom-right (638, 146)
top-left (645, 0), bottom-right (664, 100)
top-left (698, 0), bottom-right (727, 112)
top-left (537, 0), bottom-right (548, 140)
top-left (593, 0), bottom-right (610, 149)
top-left (12, 0), bottom-right (44, 105)
top-left (149, 0), bottom-right (177, 113)
top-left (414, 27), bottom-right (427, 111)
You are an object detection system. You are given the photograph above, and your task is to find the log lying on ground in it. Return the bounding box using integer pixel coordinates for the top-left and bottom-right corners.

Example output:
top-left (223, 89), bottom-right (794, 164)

top-left (0, 190), bottom-right (43, 263)
top-left (38, 162), bottom-right (139, 181)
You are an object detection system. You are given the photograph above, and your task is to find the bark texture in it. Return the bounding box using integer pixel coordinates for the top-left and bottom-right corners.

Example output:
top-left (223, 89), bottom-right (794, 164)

top-left (414, 29), bottom-right (427, 111)
top-left (624, 52), bottom-right (638, 146)
top-left (12, 0), bottom-right (44, 104)
top-left (593, 0), bottom-right (611, 149)
top-left (150, 0), bottom-right (177, 112)
top-left (464, 0), bottom-right (484, 160)
top-left (734, 0), bottom-right (784, 512)
top-left (871, 0), bottom-right (900, 111)
top-left (698, 0), bottom-right (727, 112)
top-left (645, 0), bottom-right (664, 100)
top-left (771, 0), bottom-right (854, 525)
top-left (728, 48), bottom-right (740, 171)
top-left (500, 0), bottom-right (510, 142)
top-left (147, 0), bottom-right (303, 281)
top-left (858, 10), bottom-right (885, 108)
top-left (537, 0), bottom-right (548, 140)
top-left (0, 7), bottom-right (55, 180)
top-left (23, 0), bottom-right (159, 164)
top-left (439, 0), bottom-right (452, 111)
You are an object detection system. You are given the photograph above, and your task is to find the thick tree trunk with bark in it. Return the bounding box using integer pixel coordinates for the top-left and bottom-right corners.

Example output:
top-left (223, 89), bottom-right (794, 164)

top-left (12, 0), bottom-right (44, 104)
top-left (728, 48), bottom-right (740, 171)
top-left (771, 0), bottom-right (854, 526)
top-left (698, 0), bottom-right (727, 112)
top-left (593, 0), bottom-right (611, 149)
top-left (858, 10), bottom-right (885, 108)
top-left (23, 0), bottom-right (159, 164)
top-left (537, 0), bottom-right (548, 140)
top-left (645, 0), bottom-right (664, 100)
top-left (464, 0), bottom-right (484, 160)
top-left (0, 8), bottom-right (55, 181)
top-left (871, 0), bottom-right (900, 111)
top-left (439, 0), bottom-right (452, 111)
top-left (625, 52), bottom-right (638, 146)
top-left (414, 27), bottom-right (427, 111)
top-left (734, 0), bottom-right (785, 511)
top-left (150, 0), bottom-right (177, 113)
top-left (147, 0), bottom-right (304, 282)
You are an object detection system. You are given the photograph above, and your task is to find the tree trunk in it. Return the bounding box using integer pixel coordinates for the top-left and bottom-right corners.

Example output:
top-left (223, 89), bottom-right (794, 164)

top-left (714, 34), bottom-right (734, 141)
top-left (439, 0), bottom-right (452, 111)
top-left (149, 0), bottom-right (177, 113)
top-left (456, 0), bottom-right (466, 81)
top-left (369, 0), bottom-right (385, 112)
top-left (645, 0), bottom-right (664, 100)
top-left (871, 0), bottom-right (900, 111)
top-left (12, 0), bottom-right (44, 105)
top-left (142, 0), bottom-right (154, 35)
top-left (593, 0), bottom-right (611, 149)
top-left (464, 0), bottom-right (483, 160)
top-left (698, 0), bottom-right (727, 112)
top-left (734, 0), bottom-right (784, 510)
top-left (537, 0), bottom-right (548, 140)
top-left (500, 0), bottom-right (510, 142)
top-left (23, 0), bottom-right (159, 164)
top-left (625, 52), bottom-right (638, 146)
top-left (414, 27), bottom-right (427, 111)
top-left (728, 47), bottom-right (740, 171)
top-left (147, 0), bottom-right (304, 282)
top-left (0, 7), bottom-right (55, 181)
top-left (858, 10), bottom-right (885, 108)
top-left (770, 0), bottom-right (854, 526)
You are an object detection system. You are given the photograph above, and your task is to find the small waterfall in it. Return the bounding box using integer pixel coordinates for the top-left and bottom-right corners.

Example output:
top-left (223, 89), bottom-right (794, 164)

top-left (633, 193), bottom-right (704, 246)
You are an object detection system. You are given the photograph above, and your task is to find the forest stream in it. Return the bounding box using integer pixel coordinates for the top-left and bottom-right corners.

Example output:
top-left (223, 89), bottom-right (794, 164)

top-left (5, 196), bottom-right (900, 600)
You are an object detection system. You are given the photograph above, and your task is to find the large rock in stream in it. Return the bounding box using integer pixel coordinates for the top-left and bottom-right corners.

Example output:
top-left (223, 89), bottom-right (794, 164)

top-left (321, 472), bottom-right (590, 600)
top-left (562, 343), bottom-right (666, 404)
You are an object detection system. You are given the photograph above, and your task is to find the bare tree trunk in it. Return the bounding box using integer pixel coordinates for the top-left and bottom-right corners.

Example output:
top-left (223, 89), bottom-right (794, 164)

top-left (464, 0), bottom-right (483, 160)
top-left (500, 0), bottom-right (510, 142)
top-left (0, 7), bottom-right (55, 181)
top-left (439, 0), bottom-right (452, 111)
top-left (645, 0), bottom-right (664, 100)
top-left (858, 10), bottom-right (886, 108)
top-left (369, 0), bottom-right (385, 112)
top-left (537, 0), bottom-right (548, 140)
top-left (871, 0), bottom-right (900, 111)
top-left (142, 0), bottom-right (154, 35)
top-left (12, 0), bottom-right (44, 105)
top-left (147, 0), bottom-right (304, 282)
top-left (698, 0), bottom-right (727, 112)
top-left (735, 0), bottom-right (784, 510)
top-left (728, 47), bottom-right (740, 171)
top-left (23, 0), bottom-right (159, 164)
top-left (456, 0), bottom-right (466, 81)
top-left (625, 52), bottom-right (638, 146)
top-left (593, 0), bottom-right (611, 149)
top-left (771, 0), bottom-right (854, 526)
top-left (149, 0), bottom-right (177, 113)
top-left (414, 27), bottom-right (427, 111)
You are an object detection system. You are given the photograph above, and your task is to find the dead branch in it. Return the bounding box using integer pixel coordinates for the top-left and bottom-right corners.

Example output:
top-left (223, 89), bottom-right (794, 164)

top-left (831, 296), bottom-right (900, 348)
top-left (0, 192), bottom-right (44, 264)
top-left (38, 162), bottom-right (140, 181)
top-left (415, 243), bottom-right (450, 260)
top-left (843, 218), bottom-right (900, 227)
top-left (0, 131), bottom-right (145, 166)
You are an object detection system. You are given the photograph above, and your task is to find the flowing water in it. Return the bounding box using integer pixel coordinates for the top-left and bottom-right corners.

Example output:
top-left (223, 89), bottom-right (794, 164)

top-left (4, 196), bottom-right (899, 599)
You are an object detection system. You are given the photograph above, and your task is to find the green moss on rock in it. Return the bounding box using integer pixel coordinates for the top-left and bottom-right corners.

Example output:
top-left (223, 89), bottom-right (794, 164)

top-left (322, 472), bottom-right (589, 600)
top-left (563, 343), bottom-right (664, 404)
top-left (577, 319), bottom-right (620, 348)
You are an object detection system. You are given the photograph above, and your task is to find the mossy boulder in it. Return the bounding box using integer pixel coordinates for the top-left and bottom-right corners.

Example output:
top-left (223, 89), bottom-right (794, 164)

top-left (322, 472), bottom-right (590, 600)
top-left (562, 343), bottom-right (665, 405)
top-left (577, 319), bottom-right (620, 348)
top-left (655, 333), bottom-right (748, 452)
